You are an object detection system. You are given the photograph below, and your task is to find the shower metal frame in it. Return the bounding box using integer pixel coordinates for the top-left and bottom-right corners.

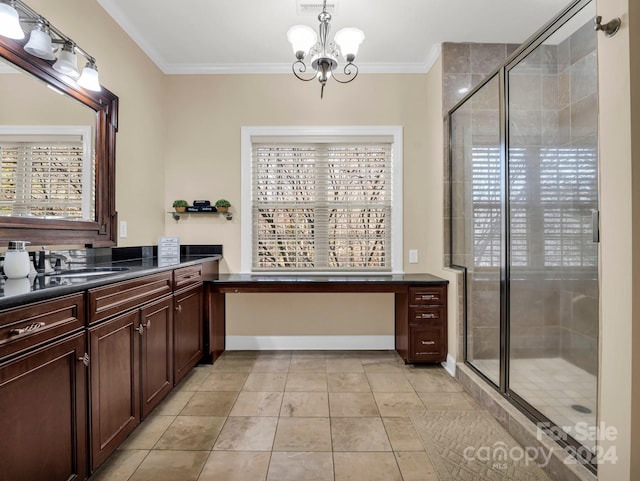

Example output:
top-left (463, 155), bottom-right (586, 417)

top-left (447, 0), bottom-right (598, 472)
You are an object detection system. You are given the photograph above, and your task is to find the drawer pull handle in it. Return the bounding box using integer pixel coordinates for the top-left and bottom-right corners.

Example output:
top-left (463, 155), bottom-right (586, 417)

top-left (421, 340), bottom-right (436, 345)
top-left (78, 353), bottom-right (90, 367)
top-left (420, 294), bottom-right (438, 301)
top-left (417, 351), bottom-right (439, 355)
top-left (420, 313), bottom-right (437, 319)
top-left (175, 305), bottom-right (182, 312)
top-left (9, 322), bottom-right (45, 336)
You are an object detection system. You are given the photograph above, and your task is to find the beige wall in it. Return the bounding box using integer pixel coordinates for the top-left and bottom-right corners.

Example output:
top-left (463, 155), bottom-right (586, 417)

top-left (596, 0), bottom-right (639, 479)
top-left (163, 73), bottom-right (431, 273)
top-left (10, 0), bottom-right (640, 475)
top-left (0, 71), bottom-right (95, 125)
top-left (630, 0), bottom-right (640, 476)
top-left (26, 0), bottom-right (168, 246)
top-left (162, 72), bottom-right (459, 344)
top-left (421, 53), bottom-right (460, 362)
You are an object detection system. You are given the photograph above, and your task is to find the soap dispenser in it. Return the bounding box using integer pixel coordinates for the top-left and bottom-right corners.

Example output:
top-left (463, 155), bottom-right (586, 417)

top-left (3, 240), bottom-right (31, 278)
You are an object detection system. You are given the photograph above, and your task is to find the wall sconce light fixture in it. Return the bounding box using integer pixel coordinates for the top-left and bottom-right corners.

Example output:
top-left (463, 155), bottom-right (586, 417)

top-left (0, 0), bottom-right (102, 91)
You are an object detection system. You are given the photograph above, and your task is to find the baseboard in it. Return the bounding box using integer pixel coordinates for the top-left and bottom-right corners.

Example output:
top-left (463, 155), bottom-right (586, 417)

top-left (225, 335), bottom-right (395, 351)
top-left (441, 353), bottom-right (456, 377)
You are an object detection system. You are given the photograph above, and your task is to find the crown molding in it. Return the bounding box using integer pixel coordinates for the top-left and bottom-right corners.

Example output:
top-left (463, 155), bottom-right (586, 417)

top-left (162, 61), bottom-right (435, 75)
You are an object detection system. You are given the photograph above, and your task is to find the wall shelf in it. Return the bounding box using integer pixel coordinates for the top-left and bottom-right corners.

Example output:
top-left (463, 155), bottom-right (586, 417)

top-left (168, 211), bottom-right (232, 221)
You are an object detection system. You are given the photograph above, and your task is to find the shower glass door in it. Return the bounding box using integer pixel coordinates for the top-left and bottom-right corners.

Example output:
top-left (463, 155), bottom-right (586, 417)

top-left (450, 75), bottom-right (502, 386)
top-left (506, 2), bottom-right (598, 454)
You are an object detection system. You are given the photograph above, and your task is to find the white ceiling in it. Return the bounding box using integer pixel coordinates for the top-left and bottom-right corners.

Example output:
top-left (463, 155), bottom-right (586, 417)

top-left (96, 0), bottom-right (572, 75)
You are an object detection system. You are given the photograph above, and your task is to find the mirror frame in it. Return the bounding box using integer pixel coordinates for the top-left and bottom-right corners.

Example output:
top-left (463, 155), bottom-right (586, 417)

top-left (0, 34), bottom-right (118, 247)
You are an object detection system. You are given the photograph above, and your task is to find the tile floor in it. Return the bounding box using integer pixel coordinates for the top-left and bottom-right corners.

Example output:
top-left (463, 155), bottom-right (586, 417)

top-left (91, 350), bottom-right (480, 481)
top-left (472, 357), bottom-right (597, 450)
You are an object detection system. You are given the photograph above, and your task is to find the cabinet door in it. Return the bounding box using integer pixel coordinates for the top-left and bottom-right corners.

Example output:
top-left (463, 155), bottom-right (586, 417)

top-left (140, 296), bottom-right (174, 418)
top-left (409, 324), bottom-right (447, 363)
top-left (89, 310), bottom-right (140, 471)
top-left (174, 284), bottom-right (203, 385)
top-left (0, 332), bottom-right (87, 481)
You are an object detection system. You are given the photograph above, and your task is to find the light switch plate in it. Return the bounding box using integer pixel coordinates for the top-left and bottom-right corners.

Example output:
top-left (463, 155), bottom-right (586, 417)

top-left (119, 220), bottom-right (127, 238)
top-left (409, 249), bottom-right (418, 264)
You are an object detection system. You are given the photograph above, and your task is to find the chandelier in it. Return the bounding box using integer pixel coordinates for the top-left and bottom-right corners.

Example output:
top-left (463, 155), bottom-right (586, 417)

top-left (287, 0), bottom-right (364, 98)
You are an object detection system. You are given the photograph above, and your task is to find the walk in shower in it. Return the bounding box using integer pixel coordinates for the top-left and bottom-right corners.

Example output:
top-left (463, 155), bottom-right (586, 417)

top-left (449, 0), bottom-right (599, 466)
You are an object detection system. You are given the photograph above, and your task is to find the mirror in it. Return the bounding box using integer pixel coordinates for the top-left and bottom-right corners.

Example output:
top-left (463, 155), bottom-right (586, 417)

top-left (0, 32), bottom-right (117, 246)
top-left (0, 57), bottom-right (97, 221)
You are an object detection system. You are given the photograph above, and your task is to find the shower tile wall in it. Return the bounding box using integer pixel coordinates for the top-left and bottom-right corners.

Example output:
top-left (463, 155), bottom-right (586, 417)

top-left (448, 4), bottom-right (599, 457)
top-left (509, 21), bottom-right (598, 375)
top-left (443, 42), bottom-right (514, 366)
top-left (509, 43), bottom-right (565, 364)
top-left (442, 43), bottom-right (516, 114)
top-left (445, 28), bottom-right (598, 376)
top-left (557, 21), bottom-right (598, 375)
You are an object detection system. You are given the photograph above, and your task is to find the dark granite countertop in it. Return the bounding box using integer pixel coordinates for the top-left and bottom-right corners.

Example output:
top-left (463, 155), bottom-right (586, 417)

top-left (205, 273), bottom-right (448, 284)
top-left (0, 245), bottom-right (222, 310)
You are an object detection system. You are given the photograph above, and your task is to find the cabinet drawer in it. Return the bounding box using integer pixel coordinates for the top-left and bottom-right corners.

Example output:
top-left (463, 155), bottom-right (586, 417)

top-left (0, 293), bottom-right (84, 359)
top-left (409, 306), bottom-right (445, 324)
top-left (409, 324), bottom-right (446, 362)
top-left (173, 264), bottom-right (202, 292)
top-left (409, 287), bottom-right (446, 306)
top-left (88, 272), bottom-right (172, 324)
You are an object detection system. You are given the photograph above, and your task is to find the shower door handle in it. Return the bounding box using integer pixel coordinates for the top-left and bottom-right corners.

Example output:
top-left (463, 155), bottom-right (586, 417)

top-left (592, 210), bottom-right (600, 243)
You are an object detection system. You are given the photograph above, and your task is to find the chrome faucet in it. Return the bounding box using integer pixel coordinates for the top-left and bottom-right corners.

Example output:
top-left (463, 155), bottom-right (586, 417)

top-left (34, 248), bottom-right (71, 274)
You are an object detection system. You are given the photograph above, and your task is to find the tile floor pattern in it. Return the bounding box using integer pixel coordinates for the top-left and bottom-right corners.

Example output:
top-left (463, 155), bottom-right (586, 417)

top-left (472, 357), bottom-right (597, 451)
top-left (91, 350), bottom-right (480, 481)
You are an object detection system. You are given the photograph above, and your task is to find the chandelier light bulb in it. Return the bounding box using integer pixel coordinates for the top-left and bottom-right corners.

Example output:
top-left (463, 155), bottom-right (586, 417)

top-left (334, 27), bottom-right (365, 61)
top-left (287, 25), bottom-right (317, 58)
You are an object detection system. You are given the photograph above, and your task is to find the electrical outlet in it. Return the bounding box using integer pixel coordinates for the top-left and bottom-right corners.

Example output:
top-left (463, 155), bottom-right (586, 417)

top-left (409, 249), bottom-right (418, 264)
top-left (119, 220), bottom-right (127, 238)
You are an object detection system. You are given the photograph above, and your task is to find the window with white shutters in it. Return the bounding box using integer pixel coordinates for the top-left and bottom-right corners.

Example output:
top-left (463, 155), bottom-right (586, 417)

top-left (0, 127), bottom-right (93, 220)
top-left (540, 146), bottom-right (598, 268)
top-left (471, 144), bottom-right (598, 270)
top-left (242, 127), bottom-right (402, 274)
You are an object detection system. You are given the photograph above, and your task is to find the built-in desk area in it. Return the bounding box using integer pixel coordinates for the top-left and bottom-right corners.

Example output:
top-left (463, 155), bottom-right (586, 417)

top-left (204, 273), bottom-right (449, 364)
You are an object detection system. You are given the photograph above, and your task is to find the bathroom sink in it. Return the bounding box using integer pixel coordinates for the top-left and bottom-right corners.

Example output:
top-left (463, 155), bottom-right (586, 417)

top-left (46, 267), bottom-right (130, 277)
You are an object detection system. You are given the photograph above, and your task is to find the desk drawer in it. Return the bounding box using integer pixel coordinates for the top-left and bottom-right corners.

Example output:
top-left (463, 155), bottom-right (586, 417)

top-left (173, 265), bottom-right (202, 292)
top-left (88, 272), bottom-right (172, 324)
top-left (409, 287), bottom-right (446, 306)
top-left (409, 306), bottom-right (445, 324)
top-left (409, 324), bottom-right (446, 362)
top-left (0, 293), bottom-right (84, 359)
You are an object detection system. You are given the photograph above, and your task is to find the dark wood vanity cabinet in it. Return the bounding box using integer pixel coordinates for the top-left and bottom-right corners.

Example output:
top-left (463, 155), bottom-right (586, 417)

top-left (173, 265), bottom-right (204, 385)
top-left (407, 286), bottom-right (448, 363)
top-left (140, 296), bottom-right (174, 417)
top-left (88, 309), bottom-right (140, 470)
top-left (0, 259), bottom-right (218, 478)
top-left (0, 294), bottom-right (88, 481)
top-left (87, 273), bottom-right (174, 471)
top-left (173, 283), bottom-right (203, 385)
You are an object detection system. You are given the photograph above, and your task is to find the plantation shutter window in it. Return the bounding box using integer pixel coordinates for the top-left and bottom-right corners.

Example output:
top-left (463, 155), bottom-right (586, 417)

top-left (471, 144), bottom-right (598, 270)
top-left (0, 129), bottom-right (93, 220)
top-left (251, 137), bottom-right (394, 272)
